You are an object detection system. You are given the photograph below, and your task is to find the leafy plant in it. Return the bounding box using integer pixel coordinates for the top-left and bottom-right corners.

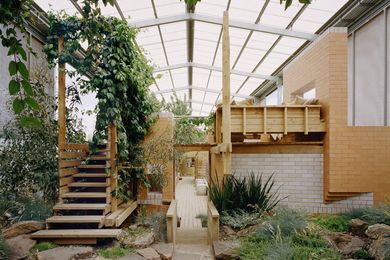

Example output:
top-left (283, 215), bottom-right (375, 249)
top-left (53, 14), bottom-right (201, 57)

top-left (33, 242), bottom-right (57, 252)
top-left (0, 0), bottom-right (44, 127)
top-left (343, 206), bottom-right (390, 225)
top-left (144, 212), bottom-right (167, 242)
top-left (0, 63), bottom-right (85, 202)
top-left (209, 172), bottom-right (284, 214)
top-left (313, 215), bottom-right (350, 232)
top-left (220, 210), bottom-right (261, 229)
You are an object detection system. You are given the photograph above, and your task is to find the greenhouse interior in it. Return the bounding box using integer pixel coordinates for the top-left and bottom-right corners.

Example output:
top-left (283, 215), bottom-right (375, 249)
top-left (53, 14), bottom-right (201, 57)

top-left (0, 0), bottom-right (390, 259)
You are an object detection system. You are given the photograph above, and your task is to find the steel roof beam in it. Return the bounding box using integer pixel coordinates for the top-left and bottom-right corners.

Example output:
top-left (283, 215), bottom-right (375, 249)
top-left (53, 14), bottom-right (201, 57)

top-left (129, 13), bottom-right (317, 40)
top-left (153, 62), bottom-right (279, 81)
top-left (153, 85), bottom-right (251, 99)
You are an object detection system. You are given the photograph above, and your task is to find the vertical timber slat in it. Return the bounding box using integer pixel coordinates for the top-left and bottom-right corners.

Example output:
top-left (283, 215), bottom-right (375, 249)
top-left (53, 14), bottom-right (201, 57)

top-left (108, 124), bottom-right (118, 212)
top-left (222, 11), bottom-right (231, 176)
top-left (284, 106), bottom-right (288, 134)
top-left (304, 106), bottom-right (309, 135)
top-left (243, 108), bottom-right (246, 134)
top-left (58, 36), bottom-right (66, 202)
top-left (263, 107), bottom-right (267, 134)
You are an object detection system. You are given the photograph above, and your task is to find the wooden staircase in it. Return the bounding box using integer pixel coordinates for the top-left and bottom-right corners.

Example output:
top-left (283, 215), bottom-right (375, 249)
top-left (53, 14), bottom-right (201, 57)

top-left (32, 125), bottom-right (137, 244)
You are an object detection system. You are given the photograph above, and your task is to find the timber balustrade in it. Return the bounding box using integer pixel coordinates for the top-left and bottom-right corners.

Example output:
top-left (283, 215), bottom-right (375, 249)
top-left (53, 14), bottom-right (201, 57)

top-left (214, 105), bottom-right (325, 142)
top-left (166, 200), bottom-right (177, 243)
top-left (207, 200), bottom-right (219, 243)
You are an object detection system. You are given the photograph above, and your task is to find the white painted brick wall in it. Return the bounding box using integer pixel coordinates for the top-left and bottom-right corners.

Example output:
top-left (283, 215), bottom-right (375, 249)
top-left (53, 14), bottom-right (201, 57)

top-left (232, 153), bottom-right (373, 213)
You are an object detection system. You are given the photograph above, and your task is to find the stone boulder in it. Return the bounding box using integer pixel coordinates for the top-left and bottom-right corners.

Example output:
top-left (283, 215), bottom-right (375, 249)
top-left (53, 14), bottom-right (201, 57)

top-left (121, 231), bottom-right (155, 249)
top-left (151, 243), bottom-right (173, 260)
top-left (368, 237), bottom-right (390, 260)
top-left (2, 221), bottom-right (45, 238)
top-left (36, 246), bottom-right (94, 260)
top-left (137, 248), bottom-right (160, 260)
top-left (324, 233), bottom-right (365, 256)
top-left (6, 234), bottom-right (36, 259)
top-left (365, 224), bottom-right (390, 239)
top-left (213, 240), bottom-right (240, 260)
top-left (350, 218), bottom-right (368, 236)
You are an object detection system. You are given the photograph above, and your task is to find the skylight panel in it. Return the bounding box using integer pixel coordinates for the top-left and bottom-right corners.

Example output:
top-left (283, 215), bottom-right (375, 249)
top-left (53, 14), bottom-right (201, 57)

top-left (171, 68), bottom-right (187, 87)
top-left (34, 0), bottom-right (78, 15)
top-left (193, 68), bottom-right (211, 87)
top-left (117, 0), bottom-right (155, 22)
top-left (229, 0), bottom-right (264, 23)
top-left (99, 2), bottom-right (120, 18)
top-left (237, 78), bottom-right (265, 96)
top-left (233, 47), bottom-right (267, 71)
top-left (137, 27), bottom-right (161, 45)
top-left (154, 0), bottom-right (185, 17)
top-left (196, 0), bottom-right (228, 17)
top-left (192, 89), bottom-right (206, 101)
top-left (207, 71), bottom-right (222, 90)
top-left (155, 71), bottom-right (174, 90)
top-left (272, 37), bottom-right (306, 55)
top-left (261, 0), bottom-right (301, 28)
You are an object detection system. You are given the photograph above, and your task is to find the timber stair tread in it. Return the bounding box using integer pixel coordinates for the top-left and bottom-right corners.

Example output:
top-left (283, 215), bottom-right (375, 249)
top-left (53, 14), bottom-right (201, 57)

top-left (31, 229), bottom-right (122, 238)
top-left (73, 173), bottom-right (108, 178)
top-left (78, 165), bottom-right (106, 169)
top-left (53, 203), bottom-right (108, 210)
top-left (46, 216), bottom-right (103, 223)
top-left (62, 192), bottom-right (107, 198)
top-left (68, 182), bottom-right (108, 187)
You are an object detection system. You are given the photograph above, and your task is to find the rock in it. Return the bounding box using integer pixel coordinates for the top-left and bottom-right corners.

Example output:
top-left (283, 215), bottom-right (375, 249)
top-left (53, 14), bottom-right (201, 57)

top-left (137, 248), bottom-right (160, 260)
top-left (151, 243), bottom-right (173, 260)
top-left (36, 246), bottom-right (94, 260)
top-left (365, 224), bottom-right (390, 239)
top-left (220, 226), bottom-right (237, 240)
top-left (340, 237), bottom-right (365, 255)
top-left (236, 224), bottom-right (262, 238)
top-left (6, 234), bottom-right (36, 259)
top-left (350, 219), bottom-right (368, 236)
top-left (325, 233), bottom-right (365, 256)
top-left (121, 231), bottom-right (155, 249)
top-left (117, 253), bottom-right (146, 260)
top-left (368, 236), bottom-right (390, 260)
top-left (213, 240), bottom-right (240, 260)
top-left (2, 221), bottom-right (45, 238)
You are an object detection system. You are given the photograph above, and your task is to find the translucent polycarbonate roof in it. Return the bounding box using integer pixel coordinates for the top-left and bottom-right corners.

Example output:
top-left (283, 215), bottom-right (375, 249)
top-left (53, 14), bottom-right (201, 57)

top-left (34, 0), bottom-right (349, 116)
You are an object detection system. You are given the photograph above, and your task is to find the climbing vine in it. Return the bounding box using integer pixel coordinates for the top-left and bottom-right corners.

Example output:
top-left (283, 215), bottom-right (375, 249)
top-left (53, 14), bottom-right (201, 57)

top-left (0, 0), bottom-right (41, 127)
top-left (43, 1), bottom-right (158, 198)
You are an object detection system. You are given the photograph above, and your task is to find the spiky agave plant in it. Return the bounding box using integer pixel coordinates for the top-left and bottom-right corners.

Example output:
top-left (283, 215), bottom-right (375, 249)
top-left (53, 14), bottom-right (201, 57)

top-left (209, 171), bottom-right (285, 214)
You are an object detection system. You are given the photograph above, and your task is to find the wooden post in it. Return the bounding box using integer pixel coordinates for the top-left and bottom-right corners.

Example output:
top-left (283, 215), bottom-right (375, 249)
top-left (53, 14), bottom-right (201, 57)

top-left (304, 106), bottom-right (309, 135)
top-left (108, 124), bottom-right (118, 212)
top-left (58, 36), bottom-right (66, 202)
top-left (222, 11), bottom-right (231, 176)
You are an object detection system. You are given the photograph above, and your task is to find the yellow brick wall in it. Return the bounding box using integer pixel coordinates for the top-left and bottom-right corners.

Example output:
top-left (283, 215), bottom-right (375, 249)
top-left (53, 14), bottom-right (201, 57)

top-left (283, 28), bottom-right (390, 204)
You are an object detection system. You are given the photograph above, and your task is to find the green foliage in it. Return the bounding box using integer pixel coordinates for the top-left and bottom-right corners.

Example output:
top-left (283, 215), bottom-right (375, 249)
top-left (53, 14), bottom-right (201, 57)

top-left (209, 172), bottom-right (283, 214)
top-left (313, 215), bottom-right (350, 232)
top-left (280, 0), bottom-right (312, 10)
top-left (239, 209), bottom-right (341, 260)
top-left (343, 206), bottom-right (390, 225)
top-left (0, 236), bottom-right (10, 260)
top-left (0, 64), bottom-right (85, 202)
top-left (254, 208), bottom-right (307, 240)
top-left (33, 242), bottom-right (57, 252)
top-left (0, 0), bottom-right (43, 126)
top-left (98, 247), bottom-right (134, 259)
top-left (44, 1), bottom-right (160, 201)
top-left (354, 248), bottom-right (372, 259)
top-left (220, 210), bottom-right (261, 229)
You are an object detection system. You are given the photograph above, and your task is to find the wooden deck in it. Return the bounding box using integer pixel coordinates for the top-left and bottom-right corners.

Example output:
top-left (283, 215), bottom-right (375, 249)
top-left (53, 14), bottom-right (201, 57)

top-left (176, 177), bottom-right (208, 229)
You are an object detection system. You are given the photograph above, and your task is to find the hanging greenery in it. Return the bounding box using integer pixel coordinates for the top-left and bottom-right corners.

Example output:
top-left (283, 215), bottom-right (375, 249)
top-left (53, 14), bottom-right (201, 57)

top-left (43, 1), bottom-right (159, 199)
top-left (0, 0), bottom-right (42, 127)
top-left (280, 0), bottom-right (311, 10)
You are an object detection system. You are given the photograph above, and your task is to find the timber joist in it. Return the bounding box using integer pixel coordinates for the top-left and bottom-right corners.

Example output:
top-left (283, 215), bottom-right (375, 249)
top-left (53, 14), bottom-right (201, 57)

top-left (210, 143), bottom-right (232, 154)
